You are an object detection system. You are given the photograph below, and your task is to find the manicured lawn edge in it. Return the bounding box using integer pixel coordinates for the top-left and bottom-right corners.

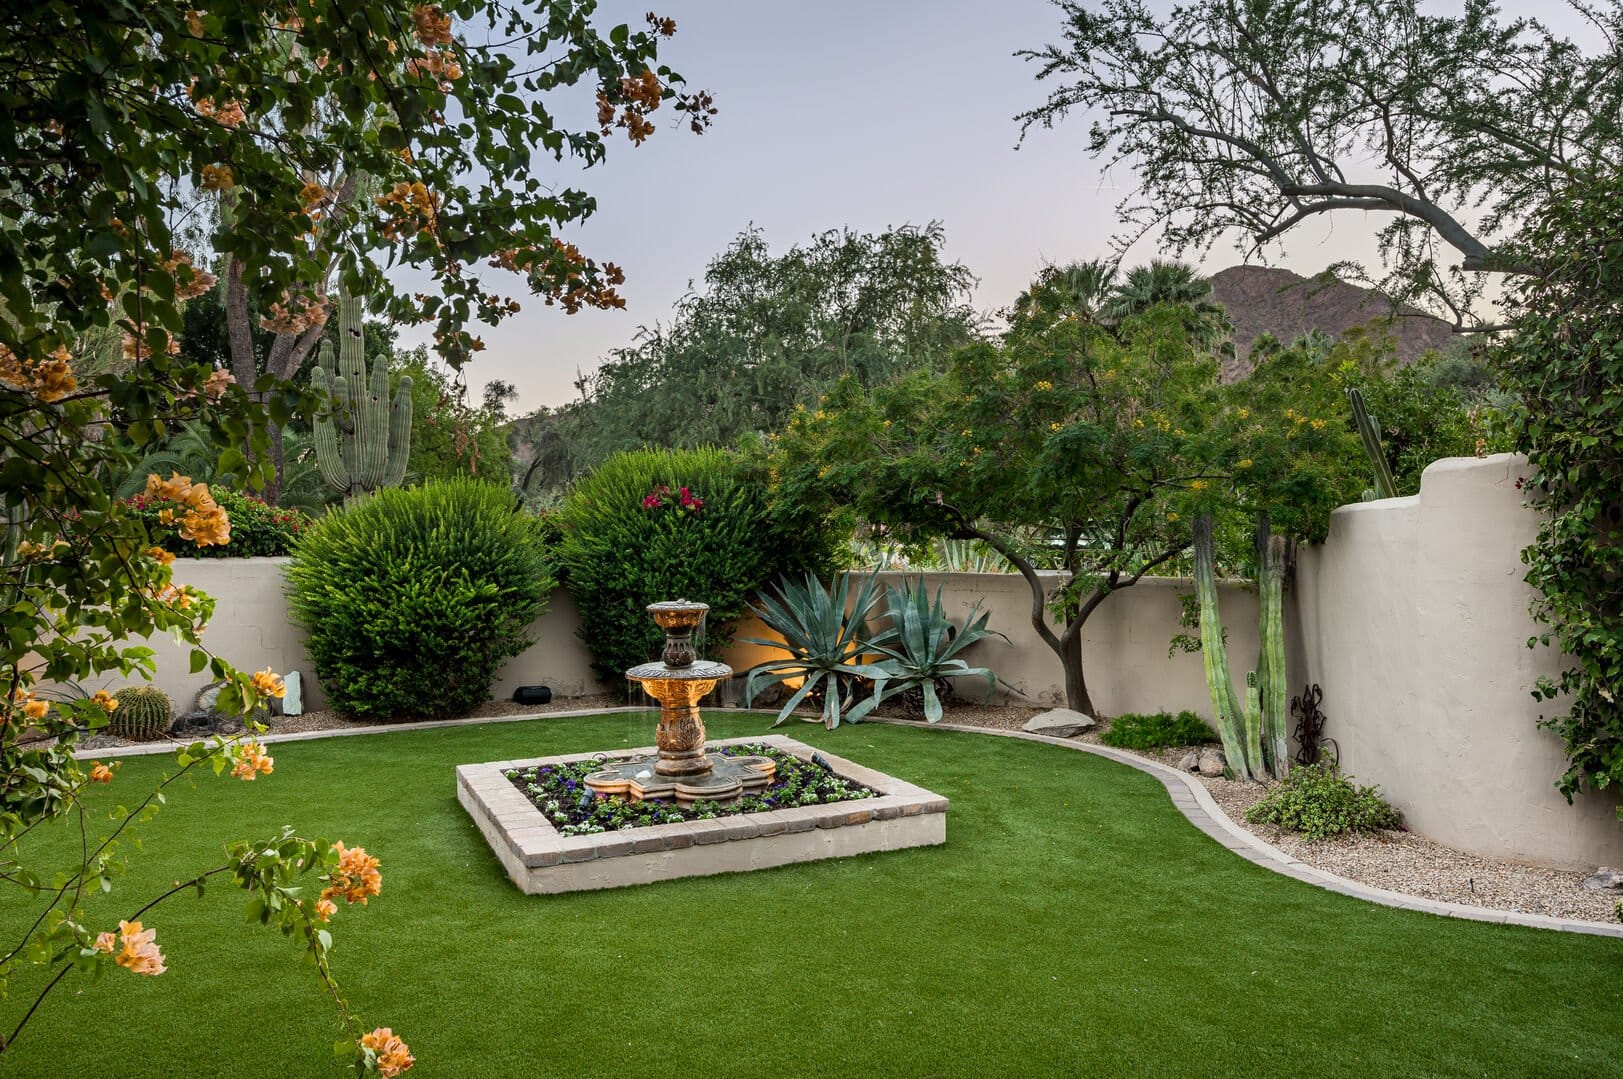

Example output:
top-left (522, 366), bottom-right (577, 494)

top-left (76, 706), bottom-right (1623, 937)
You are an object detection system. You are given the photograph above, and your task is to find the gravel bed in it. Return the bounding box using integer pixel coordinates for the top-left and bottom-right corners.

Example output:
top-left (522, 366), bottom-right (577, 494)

top-left (940, 708), bottom-right (1621, 924)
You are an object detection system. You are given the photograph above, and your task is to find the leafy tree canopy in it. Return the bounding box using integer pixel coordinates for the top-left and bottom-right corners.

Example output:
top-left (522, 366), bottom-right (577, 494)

top-left (395, 349), bottom-right (515, 488)
top-left (562, 223), bottom-right (982, 473)
top-left (776, 304), bottom-right (1219, 714)
top-left (1018, 0), bottom-right (1622, 327)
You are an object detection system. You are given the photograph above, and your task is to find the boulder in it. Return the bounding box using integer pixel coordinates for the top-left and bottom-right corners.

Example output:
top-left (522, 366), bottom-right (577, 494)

top-left (1022, 709), bottom-right (1096, 738)
top-left (1582, 866), bottom-right (1623, 892)
top-left (1176, 750), bottom-right (1200, 773)
top-left (193, 682), bottom-right (226, 714)
top-left (1197, 747), bottom-right (1227, 777)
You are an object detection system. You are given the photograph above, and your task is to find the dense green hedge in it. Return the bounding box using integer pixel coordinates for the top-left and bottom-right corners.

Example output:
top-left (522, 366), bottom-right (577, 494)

top-left (558, 446), bottom-right (846, 686)
top-left (126, 487), bottom-right (311, 557)
top-left (287, 479), bottom-right (554, 720)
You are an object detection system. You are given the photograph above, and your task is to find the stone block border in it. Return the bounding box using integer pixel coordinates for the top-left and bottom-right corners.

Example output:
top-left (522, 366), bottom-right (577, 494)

top-left (75, 706), bottom-right (1622, 934)
top-left (457, 734), bottom-right (948, 894)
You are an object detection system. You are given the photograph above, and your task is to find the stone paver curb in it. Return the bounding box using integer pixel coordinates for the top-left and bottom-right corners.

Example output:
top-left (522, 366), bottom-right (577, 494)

top-left (876, 719), bottom-right (1623, 939)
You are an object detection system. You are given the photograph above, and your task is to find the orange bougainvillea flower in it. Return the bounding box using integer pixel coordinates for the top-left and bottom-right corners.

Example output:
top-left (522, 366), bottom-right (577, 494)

top-left (144, 471), bottom-right (192, 502)
top-left (314, 897), bottom-right (337, 923)
top-left (22, 699), bottom-right (49, 721)
top-left (88, 761), bottom-right (116, 784)
top-left (321, 842), bottom-right (382, 906)
top-left (144, 546), bottom-right (176, 566)
top-left (91, 690), bottom-right (118, 713)
top-left (93, 931), bottom-right (116, 954)
top-left (112, 920), bottom-right (165, 975)
top-left (250, 668), bottom-right (286, 699)
top-left (361, 1028), bottom-right (415, 1077)
top-left (230, 741), bottom-right (274, 781)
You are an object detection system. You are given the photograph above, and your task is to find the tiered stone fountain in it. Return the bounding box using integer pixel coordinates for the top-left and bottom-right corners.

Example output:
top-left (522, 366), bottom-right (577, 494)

top-left (456, 596), bottom-right (949, 894)
top-left (582, 600), bottom-right (776, 803)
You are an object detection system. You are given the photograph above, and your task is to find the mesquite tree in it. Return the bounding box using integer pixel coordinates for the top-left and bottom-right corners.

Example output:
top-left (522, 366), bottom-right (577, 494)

top-left (1017, 0), bottom-right (1622, 325)
top-left (776, 305), bottom-right (1218, 716)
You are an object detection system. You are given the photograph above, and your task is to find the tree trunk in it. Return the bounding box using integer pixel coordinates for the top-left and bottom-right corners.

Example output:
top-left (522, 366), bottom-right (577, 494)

top-left (1059, 627), bottom-right (1095, 716)
top-left (1193, 513), bottom-right (1252, 781)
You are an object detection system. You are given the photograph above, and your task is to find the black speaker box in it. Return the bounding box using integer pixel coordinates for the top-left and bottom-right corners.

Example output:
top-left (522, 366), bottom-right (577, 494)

top-left (512, 685), bottom-right (553, 706)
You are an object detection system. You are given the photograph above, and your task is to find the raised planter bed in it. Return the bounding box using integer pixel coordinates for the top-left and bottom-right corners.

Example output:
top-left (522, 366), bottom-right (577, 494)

top-left (457, 734), bottom-right (948, 894)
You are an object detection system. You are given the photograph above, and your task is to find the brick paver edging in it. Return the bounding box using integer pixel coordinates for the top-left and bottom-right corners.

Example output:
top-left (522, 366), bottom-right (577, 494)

top-left (73, 706), bottom-right (1623, 936)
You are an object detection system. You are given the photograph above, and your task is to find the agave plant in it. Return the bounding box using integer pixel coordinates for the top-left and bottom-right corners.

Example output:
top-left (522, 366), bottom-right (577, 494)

top-left (864, 578), bottom-right (1005, 723)
top-left (741, 571), bottom-right (890, 730)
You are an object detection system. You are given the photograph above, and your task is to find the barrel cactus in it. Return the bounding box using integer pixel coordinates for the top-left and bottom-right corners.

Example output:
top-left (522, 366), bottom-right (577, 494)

top-left (311, 290), bottom-right (412, 500)
top-left (108, 686), bottom-right (173, 741)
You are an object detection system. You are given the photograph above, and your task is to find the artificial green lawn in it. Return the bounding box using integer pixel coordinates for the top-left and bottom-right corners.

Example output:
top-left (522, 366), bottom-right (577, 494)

top-left (3, 711), bottom-right (1621, 1078)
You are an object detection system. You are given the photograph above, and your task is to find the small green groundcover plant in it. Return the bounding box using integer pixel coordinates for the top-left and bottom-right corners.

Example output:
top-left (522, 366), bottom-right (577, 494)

top-left (287, 478), bottom-right (554, 720)
top-left (1101, 710), bottom-right (1215, 751)
top-left (504, 745), bottom-right (874, 836)
top-left (1245, 760), bottom-right (1402, 840)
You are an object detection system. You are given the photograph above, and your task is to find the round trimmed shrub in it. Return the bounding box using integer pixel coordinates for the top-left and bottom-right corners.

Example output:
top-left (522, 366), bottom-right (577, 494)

top-left (287, 478), bottom-right (555, 720)
top-left (558, 447), bottom-right (845, 686)
top-left (109, 686), bottom-right (172, 740)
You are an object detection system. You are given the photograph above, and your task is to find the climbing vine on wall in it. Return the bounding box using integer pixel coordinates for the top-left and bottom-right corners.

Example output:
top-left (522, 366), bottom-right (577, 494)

top-left (1500, 169), bottom-right (1623, 816)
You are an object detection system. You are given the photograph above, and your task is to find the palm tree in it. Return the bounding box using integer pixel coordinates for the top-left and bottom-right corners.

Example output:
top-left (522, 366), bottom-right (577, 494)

top-left (1103, 259), bottom-right (1233, 357)
top-left (1007, 258), bottom-right (1118, 338)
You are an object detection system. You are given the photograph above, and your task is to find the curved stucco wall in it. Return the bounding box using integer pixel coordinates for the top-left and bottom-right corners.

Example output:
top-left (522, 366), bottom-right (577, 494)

top-left (1296, 454), bottom-right (1623, 869)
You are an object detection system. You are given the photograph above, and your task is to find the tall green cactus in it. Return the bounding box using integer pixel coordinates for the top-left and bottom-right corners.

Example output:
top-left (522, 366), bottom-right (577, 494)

top-left (1255, 518), bottom-right (1290, 776)
top-left (1347, 386), bottom-right (1398, 499)
top-left (311, 291), bottom-right (412, 500)
top-left (1193, 513), bottom-right (1253, 781)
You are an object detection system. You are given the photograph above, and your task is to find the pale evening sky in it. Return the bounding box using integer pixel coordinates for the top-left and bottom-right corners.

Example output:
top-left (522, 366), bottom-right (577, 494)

top-left (396, 0), bottom-right (1585, 414)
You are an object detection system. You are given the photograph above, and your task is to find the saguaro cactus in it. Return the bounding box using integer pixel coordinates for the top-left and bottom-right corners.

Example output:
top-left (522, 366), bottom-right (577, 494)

top-left (311, 291), bottom-right (412, 500)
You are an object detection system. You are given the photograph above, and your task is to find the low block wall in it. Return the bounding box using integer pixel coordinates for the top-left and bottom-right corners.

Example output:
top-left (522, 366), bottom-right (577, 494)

top-left (1296, 454), bottom-right (1623, 869)
top-left (850, 571), bottom-right (1262, 718)
top-left (95, 561), bottom-right (611, 713)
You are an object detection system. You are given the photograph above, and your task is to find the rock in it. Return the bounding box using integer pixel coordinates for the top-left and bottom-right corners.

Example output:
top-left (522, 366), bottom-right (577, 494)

top-left (1582, 866), bottom-right (1623, 891)
top-left (1022, 708), bottom-right (1096, 738)
top-left (193, 681), bottom-right (226, 714)
top-left (282, 671), bottom-right (304, 716)
top-left (170, 710), bottom-right (212, 734)
top-left (1197, 747), bottom-right (1227, 777)
top-left (1176, 750), bottom-right (1200, 773)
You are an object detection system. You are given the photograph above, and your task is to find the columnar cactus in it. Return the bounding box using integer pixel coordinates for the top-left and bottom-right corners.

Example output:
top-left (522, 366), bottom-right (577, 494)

top-left (311, 291), bottom-right (412, 500)
top-left (1192, 513), bottom-right (1252, 781)
top-left (1347, 386), bottom-right (1398, 499)
top-left (1255, 523), bottom-right (1290, 776)
top-left (109, 686), bottom-right (173, 741)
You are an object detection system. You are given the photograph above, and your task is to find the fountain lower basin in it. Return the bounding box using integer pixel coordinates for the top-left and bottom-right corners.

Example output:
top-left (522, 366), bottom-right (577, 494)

top-left (457, 734), bottom-right (948, 894)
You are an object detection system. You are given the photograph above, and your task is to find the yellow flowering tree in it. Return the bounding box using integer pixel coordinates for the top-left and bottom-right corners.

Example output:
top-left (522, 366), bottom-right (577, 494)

top-left (776, 304), bottom-right (1220, 715)
top-left (1184, 338), bottom-right (1366, 780)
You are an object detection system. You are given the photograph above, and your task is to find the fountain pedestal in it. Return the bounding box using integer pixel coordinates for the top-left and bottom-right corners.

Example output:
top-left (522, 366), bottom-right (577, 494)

top-left (583, 600), bottom-right (773, 804)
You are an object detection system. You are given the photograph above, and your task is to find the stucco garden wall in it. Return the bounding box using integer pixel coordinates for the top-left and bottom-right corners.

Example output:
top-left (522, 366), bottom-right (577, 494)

top-left (92, 452), bottom-right (1623, 868)
top-left (1295, 453), bottom-right (1623, 869)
